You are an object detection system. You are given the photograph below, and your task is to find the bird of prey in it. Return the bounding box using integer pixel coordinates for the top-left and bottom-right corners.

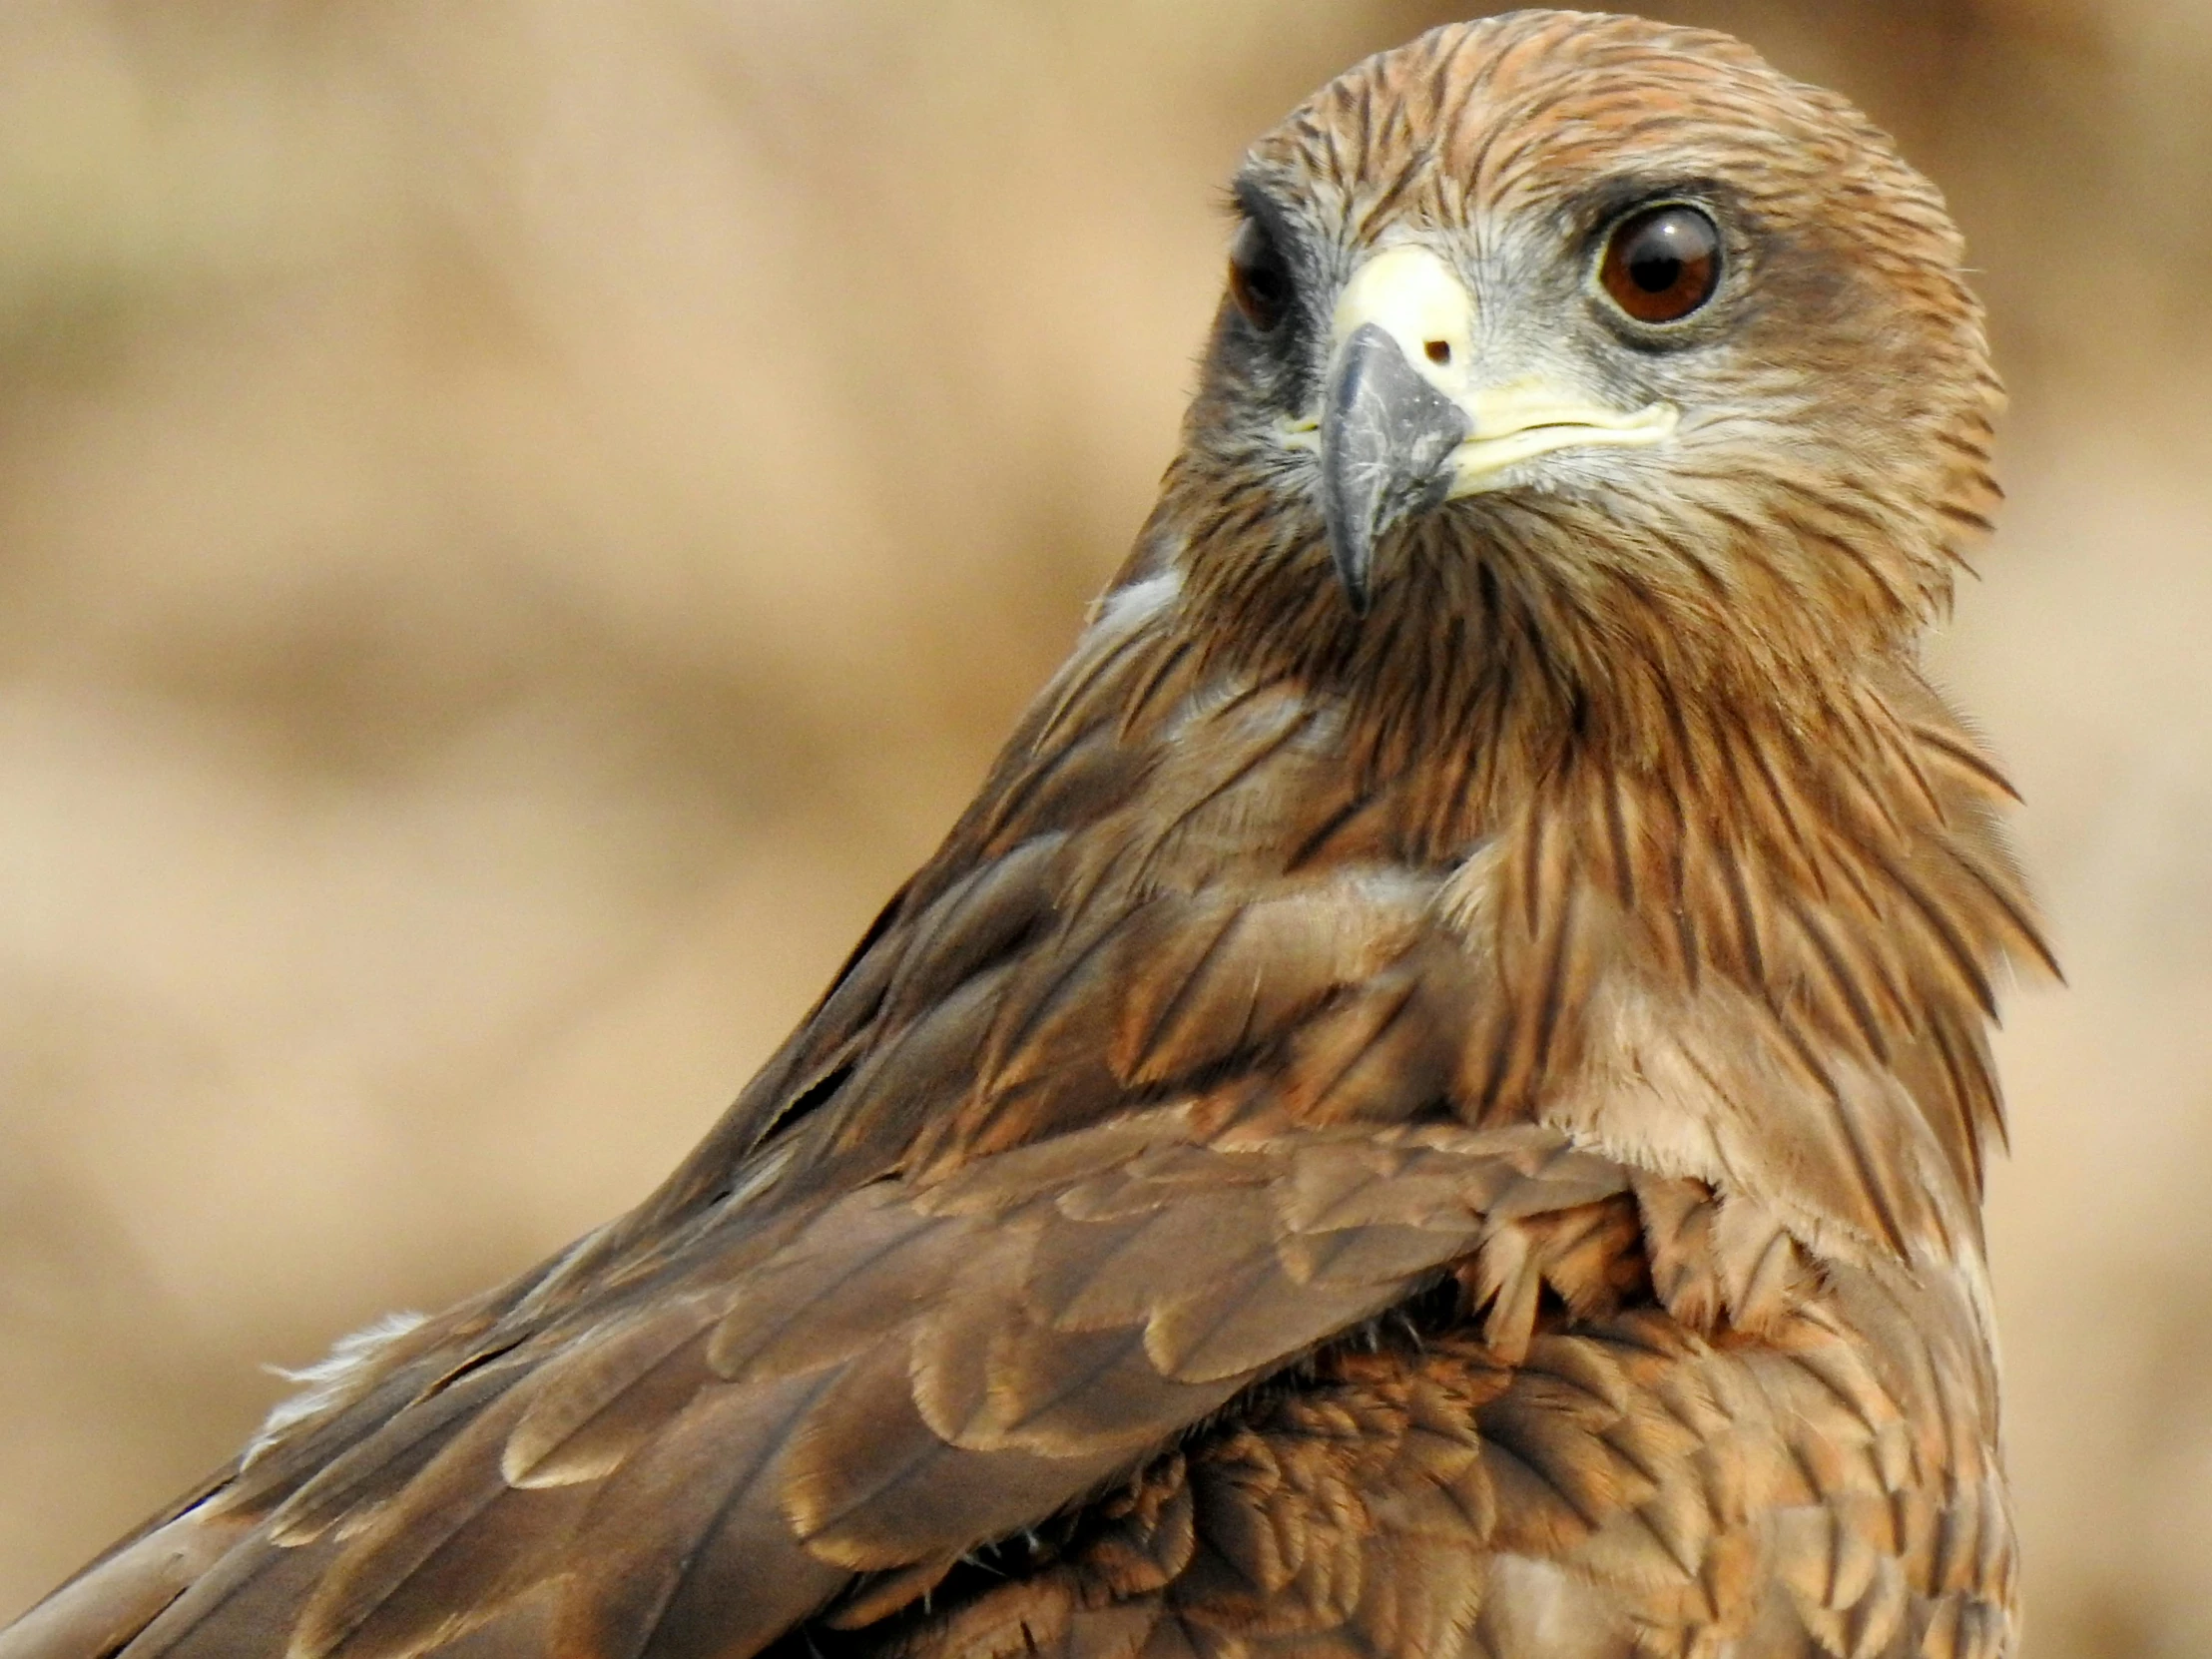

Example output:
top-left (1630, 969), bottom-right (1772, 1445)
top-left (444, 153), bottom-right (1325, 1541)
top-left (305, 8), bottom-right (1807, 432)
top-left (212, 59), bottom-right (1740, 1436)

top-left (2, 12), bottom-right (2051, 1659)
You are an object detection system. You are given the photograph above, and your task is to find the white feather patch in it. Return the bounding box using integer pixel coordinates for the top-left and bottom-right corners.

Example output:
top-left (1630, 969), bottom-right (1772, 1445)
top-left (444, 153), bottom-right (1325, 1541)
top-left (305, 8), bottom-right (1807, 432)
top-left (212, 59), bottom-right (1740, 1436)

top-left (244, 1308), bottom-right (428, 1466)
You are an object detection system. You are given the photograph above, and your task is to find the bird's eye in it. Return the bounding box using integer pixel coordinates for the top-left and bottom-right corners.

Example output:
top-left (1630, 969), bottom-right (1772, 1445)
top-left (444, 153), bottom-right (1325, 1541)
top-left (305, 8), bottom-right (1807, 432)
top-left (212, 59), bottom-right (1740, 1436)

top-left (1228, 218), bottom-right (1296, 333)
top-left (1597, 204), bottom-right (1722, 324)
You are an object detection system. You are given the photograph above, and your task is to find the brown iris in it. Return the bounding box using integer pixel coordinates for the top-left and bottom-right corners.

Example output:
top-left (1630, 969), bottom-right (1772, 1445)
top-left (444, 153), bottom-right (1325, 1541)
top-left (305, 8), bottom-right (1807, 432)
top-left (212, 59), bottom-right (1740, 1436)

top-left (1598, 204), bottom-right (1721, 323)
top-left (1228, 218), bottom-right (1296, 332)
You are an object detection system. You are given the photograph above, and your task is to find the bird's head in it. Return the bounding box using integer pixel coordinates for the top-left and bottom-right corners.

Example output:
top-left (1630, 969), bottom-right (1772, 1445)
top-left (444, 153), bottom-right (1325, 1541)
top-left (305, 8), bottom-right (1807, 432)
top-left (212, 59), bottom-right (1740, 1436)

top-left (1174, 12), bottom-right (2000, 704)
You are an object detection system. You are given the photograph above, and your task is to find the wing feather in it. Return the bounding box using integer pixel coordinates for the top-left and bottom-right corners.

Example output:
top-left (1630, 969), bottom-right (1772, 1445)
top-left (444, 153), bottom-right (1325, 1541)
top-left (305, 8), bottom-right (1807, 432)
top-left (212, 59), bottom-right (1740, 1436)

top-left (26, 1113), bottom-right (1645, 1659)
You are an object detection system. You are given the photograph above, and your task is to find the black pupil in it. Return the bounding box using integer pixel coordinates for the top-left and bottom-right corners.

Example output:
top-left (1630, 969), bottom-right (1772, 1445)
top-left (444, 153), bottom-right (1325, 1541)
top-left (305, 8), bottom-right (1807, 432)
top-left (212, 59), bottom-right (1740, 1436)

top-left (1628, 215), bottom-right (1698, 291)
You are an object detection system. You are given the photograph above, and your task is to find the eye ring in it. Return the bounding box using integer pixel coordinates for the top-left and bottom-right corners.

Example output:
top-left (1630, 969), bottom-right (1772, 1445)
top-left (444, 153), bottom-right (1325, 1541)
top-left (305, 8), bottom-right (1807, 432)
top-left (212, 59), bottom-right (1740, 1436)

top-left (1228, 217), bottom-right (1296, 333)
top-left (1596, 203), bottom-right (1722, 325)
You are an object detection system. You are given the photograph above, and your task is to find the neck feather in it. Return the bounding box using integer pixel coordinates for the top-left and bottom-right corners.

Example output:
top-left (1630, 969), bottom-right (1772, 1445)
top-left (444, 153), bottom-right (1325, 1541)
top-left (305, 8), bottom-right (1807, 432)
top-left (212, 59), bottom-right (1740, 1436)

top-left (1105, 483), bottom-right (2051, 1249)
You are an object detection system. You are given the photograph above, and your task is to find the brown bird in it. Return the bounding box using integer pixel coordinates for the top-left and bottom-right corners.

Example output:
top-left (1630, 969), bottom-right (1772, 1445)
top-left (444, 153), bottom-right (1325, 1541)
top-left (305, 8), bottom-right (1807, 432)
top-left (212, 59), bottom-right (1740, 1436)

top-left (1, 13), bottom-right (2052, 1659)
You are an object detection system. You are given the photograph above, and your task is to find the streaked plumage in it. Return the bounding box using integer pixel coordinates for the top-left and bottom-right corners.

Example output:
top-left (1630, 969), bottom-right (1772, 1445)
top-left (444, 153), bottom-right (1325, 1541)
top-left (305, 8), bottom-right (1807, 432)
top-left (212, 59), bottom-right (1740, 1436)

top-left (0, 13), bottom-right (2048, 1659)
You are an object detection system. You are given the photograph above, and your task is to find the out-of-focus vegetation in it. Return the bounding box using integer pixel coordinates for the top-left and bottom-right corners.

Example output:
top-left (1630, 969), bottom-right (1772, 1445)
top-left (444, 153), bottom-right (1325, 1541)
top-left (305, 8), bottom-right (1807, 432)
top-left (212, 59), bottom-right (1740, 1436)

top-left (2, 4), bottom-right (2208, 1651)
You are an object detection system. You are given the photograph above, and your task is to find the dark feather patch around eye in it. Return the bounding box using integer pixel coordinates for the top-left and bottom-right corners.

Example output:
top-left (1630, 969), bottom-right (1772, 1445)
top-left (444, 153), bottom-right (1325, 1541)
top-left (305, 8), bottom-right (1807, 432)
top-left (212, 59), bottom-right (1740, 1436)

top-left (1229, 218), bottom-right (1297, 333)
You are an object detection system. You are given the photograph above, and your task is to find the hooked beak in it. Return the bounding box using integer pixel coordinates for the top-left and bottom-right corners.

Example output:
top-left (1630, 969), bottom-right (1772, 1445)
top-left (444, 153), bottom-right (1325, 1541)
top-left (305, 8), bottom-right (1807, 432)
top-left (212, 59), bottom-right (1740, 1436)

top-left (1319, 322), bottom-right (1469, 614)
top-left (1301, 245), bottom-right (1679, 613)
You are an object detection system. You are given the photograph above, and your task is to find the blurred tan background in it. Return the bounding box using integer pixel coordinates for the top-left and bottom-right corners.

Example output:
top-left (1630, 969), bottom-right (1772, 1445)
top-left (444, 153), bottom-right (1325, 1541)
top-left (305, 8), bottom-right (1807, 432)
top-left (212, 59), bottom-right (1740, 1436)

top-left (0, 0), bottom-right (2205, 1651)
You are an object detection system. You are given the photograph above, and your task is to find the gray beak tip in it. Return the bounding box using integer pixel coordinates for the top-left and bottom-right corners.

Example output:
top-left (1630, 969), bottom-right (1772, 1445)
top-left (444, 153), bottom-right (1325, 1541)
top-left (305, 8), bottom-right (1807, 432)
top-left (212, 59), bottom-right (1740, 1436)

top-left (1332, 540), bottom-right (1374, 615)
